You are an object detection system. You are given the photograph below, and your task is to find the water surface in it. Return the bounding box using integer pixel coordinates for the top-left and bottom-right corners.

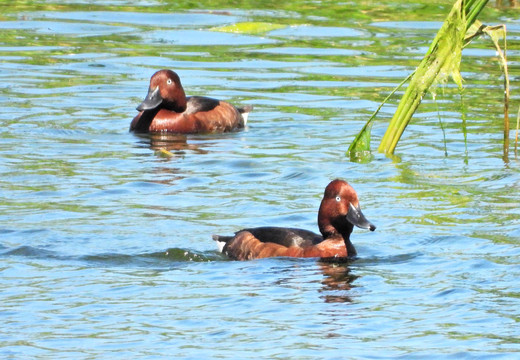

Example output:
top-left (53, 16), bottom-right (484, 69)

top-left (1, 0), bottom-right (520, 358)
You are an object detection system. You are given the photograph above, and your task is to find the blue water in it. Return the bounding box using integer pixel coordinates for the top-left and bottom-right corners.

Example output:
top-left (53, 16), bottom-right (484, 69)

top-left (1, 2), bottom-right (520, 358)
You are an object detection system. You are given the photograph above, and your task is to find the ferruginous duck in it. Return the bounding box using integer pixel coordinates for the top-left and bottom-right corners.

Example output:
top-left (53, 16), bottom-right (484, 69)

top-left (130, 69), bottom-right (252, 133)
top-left (213, 179), bottom-right (376, 260)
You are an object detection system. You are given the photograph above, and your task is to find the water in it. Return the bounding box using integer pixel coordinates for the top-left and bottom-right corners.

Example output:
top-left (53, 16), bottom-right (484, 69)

top-left (1, 1), bottom-right (520, 358)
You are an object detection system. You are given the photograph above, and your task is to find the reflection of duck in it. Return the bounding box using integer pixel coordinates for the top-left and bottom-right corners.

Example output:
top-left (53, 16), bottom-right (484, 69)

top-left (130, 69), bottom-right (252, 133)
top-left (214, 179), bottom-right (376, 260)
top-left (318, 262), bottom-right (358, 303)
top-left (138, 132), bottom-right (209, 156)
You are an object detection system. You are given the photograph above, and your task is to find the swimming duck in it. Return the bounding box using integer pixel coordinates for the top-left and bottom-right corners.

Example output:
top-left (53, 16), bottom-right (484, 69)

top-left (213, 179), bottom-right (376, 260)
top-left (130, 69), bottom-right (252, 133)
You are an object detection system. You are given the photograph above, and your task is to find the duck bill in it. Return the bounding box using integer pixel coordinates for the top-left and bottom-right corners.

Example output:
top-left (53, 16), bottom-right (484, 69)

top-left (346, 203), bottom-right (376, 231)
top-left (136, 86), bottom-right (162, 111)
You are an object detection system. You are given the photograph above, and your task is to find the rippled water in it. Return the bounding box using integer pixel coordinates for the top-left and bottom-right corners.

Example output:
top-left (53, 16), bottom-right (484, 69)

top-left (1, 1), bottom-right (520, 358)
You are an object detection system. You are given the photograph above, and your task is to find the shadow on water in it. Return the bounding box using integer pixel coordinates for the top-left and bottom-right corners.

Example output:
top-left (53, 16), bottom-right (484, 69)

top-left (353, 252), bottom-right (423, 266)
top-left (313, 252), bottom-right (422, 303)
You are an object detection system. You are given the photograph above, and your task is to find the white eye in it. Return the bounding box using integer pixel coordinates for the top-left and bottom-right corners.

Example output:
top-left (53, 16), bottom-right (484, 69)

top-left (167, 79), bottom-right (172, 85)
top-left (335, 196), bottom-right (341, 202)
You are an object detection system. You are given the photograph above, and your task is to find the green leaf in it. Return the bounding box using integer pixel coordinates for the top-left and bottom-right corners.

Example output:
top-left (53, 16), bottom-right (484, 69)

top-left (348, 72), bottom-right (413, 161)
top-left (348, 120), bottom-right (373, 163)
top-left (212, 22), bottom-right (285, 35)
top-left (376, 0), bottom-right (489, 154)
top-left (155, 148), bottom-right (175, 158)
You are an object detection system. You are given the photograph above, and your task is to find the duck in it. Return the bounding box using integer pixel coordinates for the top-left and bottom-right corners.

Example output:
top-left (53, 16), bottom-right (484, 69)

top-left (213, 179), bottom-right (376, 260)
top-left (130, 69), bottom-right (252, 133)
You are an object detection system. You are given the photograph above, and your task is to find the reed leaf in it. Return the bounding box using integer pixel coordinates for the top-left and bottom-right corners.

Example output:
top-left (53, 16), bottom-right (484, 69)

top-left (212, 22), bottom-right (285, 34)
top-left (515, 106), bottom-right (520, 155)
top-left (348, 73), bottom-right (413, 161)
top-left (484, 25), bottom-right (509, 160)
top-left (348, 0), bottom-right (491, 157)
top-left (465, 21), bottom-right (510, 159)
top-left (378, 0), bottom-right (472, 154)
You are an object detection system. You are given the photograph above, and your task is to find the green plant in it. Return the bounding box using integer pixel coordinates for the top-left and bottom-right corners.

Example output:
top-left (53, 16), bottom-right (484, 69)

top-left (348, 0), bottom-right (511, 159)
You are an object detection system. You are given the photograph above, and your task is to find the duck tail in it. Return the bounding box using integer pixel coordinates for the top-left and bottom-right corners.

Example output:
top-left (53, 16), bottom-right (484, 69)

top-left (212, 234), bottom-right (233, 253)
top-left (237, 105), bottom-right (253, 125)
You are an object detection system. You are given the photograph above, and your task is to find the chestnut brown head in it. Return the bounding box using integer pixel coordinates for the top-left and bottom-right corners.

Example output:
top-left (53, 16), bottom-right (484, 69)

top-left (318, 179), bottom-right (376, 238)
top-left (137, 69), bottom-right (187, 112)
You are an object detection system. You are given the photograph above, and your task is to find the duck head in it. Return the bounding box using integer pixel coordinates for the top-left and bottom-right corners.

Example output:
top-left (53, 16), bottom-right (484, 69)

top-left (137, 69), bottom-right (188, 113)
top-left (318, 179), bottom-right (376, 241)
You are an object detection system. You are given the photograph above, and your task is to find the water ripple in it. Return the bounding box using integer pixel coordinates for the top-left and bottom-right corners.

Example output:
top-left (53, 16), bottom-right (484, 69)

top-left (1, 1), bottom-right (519, 358)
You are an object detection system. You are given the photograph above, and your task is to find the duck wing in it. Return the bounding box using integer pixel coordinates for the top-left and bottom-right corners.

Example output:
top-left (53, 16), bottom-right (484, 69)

top-left (243, 226), bottom-right (323, 248)
top-left (185, 96), bottom-right (220, 113)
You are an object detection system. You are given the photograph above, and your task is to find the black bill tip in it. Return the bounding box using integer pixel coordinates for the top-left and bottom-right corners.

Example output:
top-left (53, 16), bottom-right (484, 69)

top-left (347, 203), bottom-right (376, 231)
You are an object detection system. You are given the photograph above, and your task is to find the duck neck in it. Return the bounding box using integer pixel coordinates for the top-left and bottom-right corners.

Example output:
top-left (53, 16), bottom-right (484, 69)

top-left (340, 226), bottom-right (357, 257)
top-left (131, 107), bottom-right (160, 132)
top-left (166, 98), bottom-right (187, 113)
top-left (164, 87), bottom-right (187, 113)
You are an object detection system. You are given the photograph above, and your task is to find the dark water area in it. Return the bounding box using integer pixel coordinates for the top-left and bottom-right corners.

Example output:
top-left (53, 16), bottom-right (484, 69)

top-left (1, 0), bottom-right (520, 358)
